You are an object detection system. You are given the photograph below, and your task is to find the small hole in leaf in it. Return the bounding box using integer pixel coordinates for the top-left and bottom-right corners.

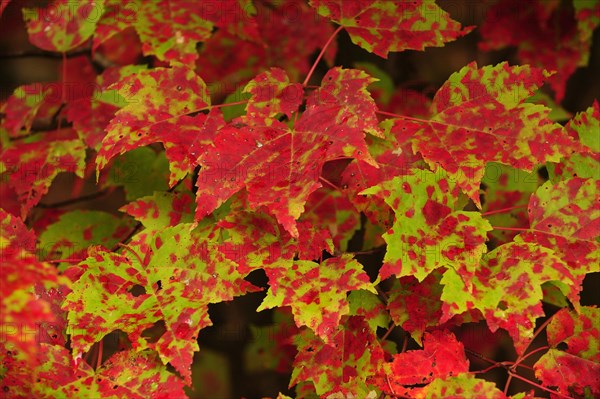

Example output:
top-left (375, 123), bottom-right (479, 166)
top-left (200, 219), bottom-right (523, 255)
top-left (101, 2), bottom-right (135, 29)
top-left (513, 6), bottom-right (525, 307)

top-left (556, 342), bottom-right (568, 351)
top-left (498, 301), bottom-right (508, 310)
top-left (128, 284), bottom-right (146, 297)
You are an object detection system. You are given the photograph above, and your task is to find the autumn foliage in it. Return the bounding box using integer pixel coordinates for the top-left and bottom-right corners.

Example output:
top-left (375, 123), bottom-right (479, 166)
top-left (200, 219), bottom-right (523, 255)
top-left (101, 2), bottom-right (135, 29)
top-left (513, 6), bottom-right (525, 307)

top-left (0, 0), bottom-right (599, 398)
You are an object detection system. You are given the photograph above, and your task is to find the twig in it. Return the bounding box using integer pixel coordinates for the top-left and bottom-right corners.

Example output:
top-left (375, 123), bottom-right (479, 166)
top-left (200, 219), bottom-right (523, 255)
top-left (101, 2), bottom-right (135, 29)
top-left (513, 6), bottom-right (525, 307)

top-left (302, 25), bottom-right (343, 87)
top-left (37, 189), bottom-right (110, 208)
top-left (0, 47), bottom-right (91, 60)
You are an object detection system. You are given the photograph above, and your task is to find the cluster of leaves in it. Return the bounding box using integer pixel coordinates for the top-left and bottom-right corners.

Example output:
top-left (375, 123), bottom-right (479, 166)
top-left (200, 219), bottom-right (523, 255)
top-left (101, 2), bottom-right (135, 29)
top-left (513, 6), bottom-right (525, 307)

top-left (1, 0), bottom-right (599, 398)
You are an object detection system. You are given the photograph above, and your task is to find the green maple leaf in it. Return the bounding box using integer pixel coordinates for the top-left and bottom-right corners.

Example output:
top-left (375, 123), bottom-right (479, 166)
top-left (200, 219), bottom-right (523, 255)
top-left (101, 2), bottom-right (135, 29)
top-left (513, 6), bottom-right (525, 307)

top-left (441, 242), bottom-right (579, 354)
top-left (257, 255), bottom-right (375, 343)
top-left (0, 134), bottom-right (86, 219)
top-left (534, 306), bottom-right (600, 397)
top-left (120, 191), bottom-right (194, 230)
top-left (414, 373), bottom-right (508, 398)
top-left (387, 272), bottom-right (444, 345)
top-left (3, 344), bottom-right (186, 398)
top-left (96, 66), bottom-right (215, 185)
top-left (1, 210), bottom-right (64, 366)
top-left (38, 210), bottom-right (136, 263)
top-left (395, 62), bottom-right (586, 207)
top-left (548, 100), bottom-right (600, 181)
top-left (291, 316), bottom-right (385, 396)
top-left (63, 223), bottom-right (259, 384)
top-left (442, 177), bottom-right (599, 353)
top-left (362, 168), bottom-right (492, 283)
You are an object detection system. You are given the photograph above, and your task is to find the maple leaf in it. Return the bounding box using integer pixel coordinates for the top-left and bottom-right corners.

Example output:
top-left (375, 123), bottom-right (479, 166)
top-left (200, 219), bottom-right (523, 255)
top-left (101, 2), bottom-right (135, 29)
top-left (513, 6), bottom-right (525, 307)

top-left (518, 178), bottom-right (600, 300)
top-left (574, 0), bottom-right (600, 43)
top-left (0, 131), bottom-right (86, 218)
top-left (0, 0), bottom-right (10, 17)
top-left (290, 316), bottom-right (385, 396)
top-left (310, 0), bottom-right (473, 58)
top-left (96, 66), bottom-right (219, 185)
top-left (393, 61), bottom-right (585, 206)
top-left (197, 0), bottom-right (260, 42)
top-left (62, 223), bottom-right (260, 383)
top-left (242, 67), bottom-right (304, 126)
top-left (195, 67), bottom-right (384, 236)
top-left (440, 242), bottom-right (580, 354)
top-left (93, 0), bottom-right (214, 66)
top-left (38, 210), bottom-right (136, 262)
top-left (525, 90), bottom-right (572, 122)
top-left (194, 120), bottom-right (329, 237)
top-left (216, 207), bottom-right (333, 274)
top-left (387, 273), bottom-right (443, 345)
top-left (22, 0), bottom-right (104, 52)
top-left (301, 186), bottom-right (361, 252)
top-left (0, 209), bottom-right (64, 366)
top-left (297, 67), bottom-right (383, 165)
top-left (257, 255), bottom-right (375, 342)
top-left (413, 373), bottom-right (509, 399)
top-left (535, 349), bottom-right (600, 398)
top-left (103, 147), bottom-right (170, 201)
top-left (67, 64), bottom-right (147, 151)
top-left (341, 119), bottom-right (423, 226)
top-left (547, 307), bottom-right (600, 362)
top-left (120, 191), bottom-right (194, 230)
top-left (2, 344), bottom-right (187, 398)
top-left (195, 68), bottom-right (384, 237)
top-left (198, 0), bottom-right (337, 99)
top-left (548, 100), bottom-right (600, 181)
top-left (479, 0), bottom-right (599, 101)
top-left (1, 83), bottom-right (62, 138)
top-left (347, 289), bottom-right (390, 333)
top-left (481, 163), bottom-right (543, 245)
top-left (362, 169), bottom-right (492, 283)
top-left (534, 306), bottom-right (600, 397)
top-left (377, 330), bottom-right (469, 395)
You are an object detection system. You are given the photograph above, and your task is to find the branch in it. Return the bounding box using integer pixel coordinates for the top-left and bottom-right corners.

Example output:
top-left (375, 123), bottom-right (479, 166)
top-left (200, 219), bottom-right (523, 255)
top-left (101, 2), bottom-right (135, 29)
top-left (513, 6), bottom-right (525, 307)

top-left (37, 189), bottom-right (110, 209)
top-left (0, 47), bottom-right (91, 60)
top-left (481, 204), bottom-right (527, 216)
top-left (507, 371), bottom-right (575, 399)
top-left (303, 25), bottom-right (343, 87)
